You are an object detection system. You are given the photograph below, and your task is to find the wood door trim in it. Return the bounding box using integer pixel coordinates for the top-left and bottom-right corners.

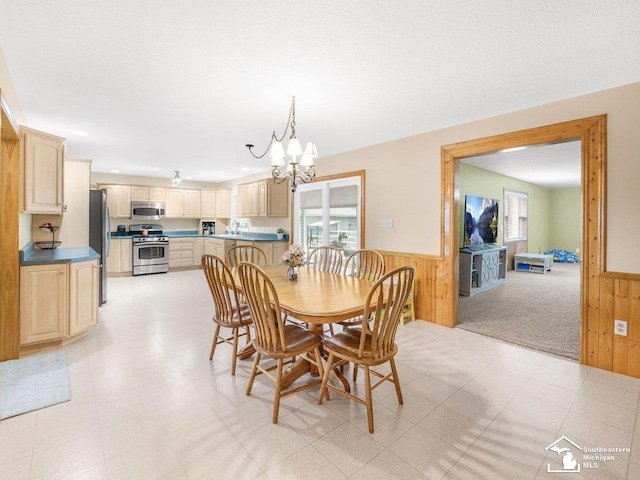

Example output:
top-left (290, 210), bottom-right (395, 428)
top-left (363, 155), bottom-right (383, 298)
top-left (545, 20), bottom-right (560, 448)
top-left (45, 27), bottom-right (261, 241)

top-left (441, 115), bottom-right (607, 366)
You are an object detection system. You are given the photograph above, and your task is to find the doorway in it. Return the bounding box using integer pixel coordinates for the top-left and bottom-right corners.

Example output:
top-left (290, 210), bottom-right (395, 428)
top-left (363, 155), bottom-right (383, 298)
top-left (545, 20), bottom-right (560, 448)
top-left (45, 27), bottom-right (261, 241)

top-left (455, 142), bottom-right (582, 359)
top-left (440, 116), bottom-right (607, 364)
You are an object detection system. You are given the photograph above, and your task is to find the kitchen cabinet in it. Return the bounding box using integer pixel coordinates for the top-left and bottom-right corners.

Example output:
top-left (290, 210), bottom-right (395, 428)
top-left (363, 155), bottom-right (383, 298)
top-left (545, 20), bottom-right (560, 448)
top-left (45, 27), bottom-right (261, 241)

top-left (166, 189), bottom-right (201, 218)
top-left (131, 186), bottom-right (165, 202)
top-left (69, 260), bottom-right (99, 335)
top-left (107, 238), bottom-right (133, 275)
top-left (233, 240), bottom-right (288, 265)
top-left (194, 238), bottom-right (204, 266)
top-left (20, 263), bottom-right (67, 344)
top-left (21, 126), bottom-right (66, 214)
top-left (101, 185), bottom-right (131, 218)
top-left (204, 238), bottom-right (234, 260)
top-left (20, 259), bottom-right (98, 348)
top-left (215, 189), bottom-right (231, 218)
top-left (201, 190), bottom-right (216, 218)
top-left (236, 179), bottom-right (288, 217)
top-left (169, 238), bottom-right (199, 268)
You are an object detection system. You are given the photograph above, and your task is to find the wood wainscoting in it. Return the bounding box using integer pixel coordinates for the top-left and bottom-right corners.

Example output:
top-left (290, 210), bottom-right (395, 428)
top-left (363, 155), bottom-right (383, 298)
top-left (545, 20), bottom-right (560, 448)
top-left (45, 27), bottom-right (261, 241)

top-left (595, 272), bottom-right (640, 378)
top-left (379, 251), bottom-right (446, 326)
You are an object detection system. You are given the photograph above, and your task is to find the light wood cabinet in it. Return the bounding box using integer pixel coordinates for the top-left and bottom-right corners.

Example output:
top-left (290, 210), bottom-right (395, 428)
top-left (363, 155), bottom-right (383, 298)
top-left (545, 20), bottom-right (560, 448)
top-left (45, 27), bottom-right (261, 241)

top-left (166, 189), bottom-right (201, 218)
top-left (272, 242), bottom-right (288, 265)
top-left (194, 238), bottom-right (204, 266)
top-left (107, 238), bottom-right (133, 275)
top-left (236, 179), bottom-right (288, 217)
top-left (101, 185), bottom-right (131, 218)
top-left (131, 186), bottom-right (149, 201)
top-left (21, 126), bottom-right (66, 214)
top-left (215, 189), bottom-right (231, 218)
top-left (20, 259), bottom-right (99, 347)
top-left (69, 260), bottom-right (99, 335)
top-left (20, 263), bottom-right (68, 344)
top-left (129, 186), bottom-right (165, 202)
top-left (204, 238), bottom-right (234, 259)
top-left (169, 238), bottom-right (195, 268)
top-left (267, 179), bottom-right (289, 217)
top-left (201, 190), bottom-right (216, 218)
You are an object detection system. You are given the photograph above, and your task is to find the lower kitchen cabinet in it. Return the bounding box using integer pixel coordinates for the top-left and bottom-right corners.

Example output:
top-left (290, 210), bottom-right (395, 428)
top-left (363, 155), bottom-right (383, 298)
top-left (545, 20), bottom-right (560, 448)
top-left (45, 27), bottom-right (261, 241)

top-left (169, 238), bottom-right (204, 268)
top-left (107, 238), bottom-right (133, 275)
top-left (20, 260), bottom-right (99, 349)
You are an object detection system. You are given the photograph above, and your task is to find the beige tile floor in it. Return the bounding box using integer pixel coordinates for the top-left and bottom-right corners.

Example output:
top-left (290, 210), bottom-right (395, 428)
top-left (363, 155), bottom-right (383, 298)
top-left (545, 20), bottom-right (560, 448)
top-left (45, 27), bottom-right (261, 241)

top-left (1, 269), bottom-right (639, 479)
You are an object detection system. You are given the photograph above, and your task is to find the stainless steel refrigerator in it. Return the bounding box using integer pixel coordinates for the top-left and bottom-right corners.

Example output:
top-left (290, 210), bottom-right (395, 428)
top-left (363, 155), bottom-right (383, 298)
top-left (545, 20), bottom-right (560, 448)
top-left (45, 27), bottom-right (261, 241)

top-left (89, 189), bottom-right (110, 305)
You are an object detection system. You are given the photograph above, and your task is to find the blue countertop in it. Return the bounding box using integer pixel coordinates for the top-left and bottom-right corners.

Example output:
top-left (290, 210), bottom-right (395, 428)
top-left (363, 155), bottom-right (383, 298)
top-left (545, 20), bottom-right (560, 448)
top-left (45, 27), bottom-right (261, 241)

top-left (109, 231), bottom-right (288, 242)
top-left (20, 244), bottom-right (100, 266)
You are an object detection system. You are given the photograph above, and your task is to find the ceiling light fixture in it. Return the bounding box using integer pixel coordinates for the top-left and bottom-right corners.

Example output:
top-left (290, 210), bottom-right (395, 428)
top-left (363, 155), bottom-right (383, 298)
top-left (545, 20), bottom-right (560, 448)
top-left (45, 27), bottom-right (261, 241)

top-left (246, 96), bottom-right (317, 193)
top-left (171, 170), bottom-right (182, 186)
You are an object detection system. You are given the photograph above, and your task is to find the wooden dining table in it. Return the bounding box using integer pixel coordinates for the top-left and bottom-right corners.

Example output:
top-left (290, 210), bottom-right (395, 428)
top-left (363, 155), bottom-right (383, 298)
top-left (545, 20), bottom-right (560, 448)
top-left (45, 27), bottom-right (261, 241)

top-left (233, 264), bottom-right (379, 390)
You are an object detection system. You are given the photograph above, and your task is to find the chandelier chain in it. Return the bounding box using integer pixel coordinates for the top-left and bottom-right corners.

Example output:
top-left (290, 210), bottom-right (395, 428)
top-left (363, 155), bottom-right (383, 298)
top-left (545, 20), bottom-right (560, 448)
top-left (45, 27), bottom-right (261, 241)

top-left (246, 97), bottom-right (297, 159)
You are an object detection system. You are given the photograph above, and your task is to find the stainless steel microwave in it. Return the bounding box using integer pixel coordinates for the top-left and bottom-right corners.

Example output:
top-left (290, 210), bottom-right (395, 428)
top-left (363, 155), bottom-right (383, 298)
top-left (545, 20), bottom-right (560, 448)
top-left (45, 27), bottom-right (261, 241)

top-left (131, 201), bottom-right (166, 220)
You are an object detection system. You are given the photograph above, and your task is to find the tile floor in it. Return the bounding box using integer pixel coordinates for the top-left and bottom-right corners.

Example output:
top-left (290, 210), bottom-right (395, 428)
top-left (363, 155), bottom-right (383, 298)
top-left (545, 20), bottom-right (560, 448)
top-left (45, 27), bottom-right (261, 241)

top-left (1, 269), bottom-right (639, 480)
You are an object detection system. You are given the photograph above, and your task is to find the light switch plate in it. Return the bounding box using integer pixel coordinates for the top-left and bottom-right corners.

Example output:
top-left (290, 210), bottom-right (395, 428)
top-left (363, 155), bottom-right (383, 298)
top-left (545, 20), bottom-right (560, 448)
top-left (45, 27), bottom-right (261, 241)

top-left (379, 219), bottom-right (393, 228)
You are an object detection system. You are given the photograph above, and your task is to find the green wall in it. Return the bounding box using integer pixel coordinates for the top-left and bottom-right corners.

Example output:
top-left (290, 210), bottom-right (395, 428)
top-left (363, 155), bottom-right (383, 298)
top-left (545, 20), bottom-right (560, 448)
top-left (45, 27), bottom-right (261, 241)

top-left (459, 164), bottom-right (551, 252)
top-left (548, 187), bottom-right (581, 255)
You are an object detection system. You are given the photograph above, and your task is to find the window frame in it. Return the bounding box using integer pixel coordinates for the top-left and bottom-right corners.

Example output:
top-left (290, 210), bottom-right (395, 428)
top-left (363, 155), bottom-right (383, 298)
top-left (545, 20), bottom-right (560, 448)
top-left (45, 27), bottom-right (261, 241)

top-left (503, 189), bottom-right (528, 243)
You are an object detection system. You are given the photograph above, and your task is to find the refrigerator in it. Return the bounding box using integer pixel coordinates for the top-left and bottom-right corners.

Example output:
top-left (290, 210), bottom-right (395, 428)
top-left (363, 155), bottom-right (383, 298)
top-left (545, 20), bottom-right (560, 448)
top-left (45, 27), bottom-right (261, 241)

top-left (89, 189), bottom-right (110, 305)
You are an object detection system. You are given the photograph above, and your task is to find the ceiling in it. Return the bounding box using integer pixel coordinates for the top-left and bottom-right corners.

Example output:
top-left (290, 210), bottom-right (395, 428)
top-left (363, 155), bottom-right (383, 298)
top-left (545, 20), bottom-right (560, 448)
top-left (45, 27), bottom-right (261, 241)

top-left (0, 1), bottom-right (639, 183)
top-left (461, 141), bottom-right (582, 189)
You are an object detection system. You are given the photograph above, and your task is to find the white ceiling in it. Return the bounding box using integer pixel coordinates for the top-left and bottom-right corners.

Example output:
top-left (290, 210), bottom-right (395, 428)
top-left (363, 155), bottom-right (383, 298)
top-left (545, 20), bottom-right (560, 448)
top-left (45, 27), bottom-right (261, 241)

top-left (461, 141), bottom-right (582, 189)
top-left (0, 1), bottom-right (639, 183)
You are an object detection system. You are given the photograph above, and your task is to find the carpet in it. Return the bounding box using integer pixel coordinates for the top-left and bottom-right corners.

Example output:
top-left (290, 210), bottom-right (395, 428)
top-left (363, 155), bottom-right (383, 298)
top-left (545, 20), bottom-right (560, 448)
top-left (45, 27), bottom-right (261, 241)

top-left (0, 350), bottom-right (71, 420)
top-left (457, 262), bottom-right (580, 360)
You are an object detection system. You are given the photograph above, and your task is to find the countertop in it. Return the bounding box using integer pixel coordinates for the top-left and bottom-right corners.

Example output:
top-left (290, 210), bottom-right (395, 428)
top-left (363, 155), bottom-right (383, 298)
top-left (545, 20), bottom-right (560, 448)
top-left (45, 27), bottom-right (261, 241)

top-left (109, 231), bottom-right (288, 242)
top-left (20, 244), bottom-right (100, 266)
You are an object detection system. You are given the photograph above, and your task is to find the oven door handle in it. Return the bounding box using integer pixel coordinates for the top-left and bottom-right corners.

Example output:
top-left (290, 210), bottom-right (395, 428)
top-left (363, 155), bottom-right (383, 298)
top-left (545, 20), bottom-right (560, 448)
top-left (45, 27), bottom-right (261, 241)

top-left (133, 242), bottom-right (168, 247)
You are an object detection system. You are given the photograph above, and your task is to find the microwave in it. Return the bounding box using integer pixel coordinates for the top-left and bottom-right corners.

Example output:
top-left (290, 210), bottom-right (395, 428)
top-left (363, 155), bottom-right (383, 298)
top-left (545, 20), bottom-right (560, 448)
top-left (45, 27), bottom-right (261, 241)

top-left (131, 201), bottom-right (166, 220)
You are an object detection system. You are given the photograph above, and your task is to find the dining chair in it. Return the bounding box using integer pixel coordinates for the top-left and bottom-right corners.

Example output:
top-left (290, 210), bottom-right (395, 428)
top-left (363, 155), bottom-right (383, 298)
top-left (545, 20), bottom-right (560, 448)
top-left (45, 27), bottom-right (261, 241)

top-left (338, 249), bottom-right (385, 333)
top-left (318, 265), bottom-right (414, 433)
top-left (307, 246), bottom-right (343, 275)
top-left (226, 245), bottom-right (267, 268)
top-left (237, 261), bottom-right (326, 424)
top-left (201, 255), bottom-right (253, 375)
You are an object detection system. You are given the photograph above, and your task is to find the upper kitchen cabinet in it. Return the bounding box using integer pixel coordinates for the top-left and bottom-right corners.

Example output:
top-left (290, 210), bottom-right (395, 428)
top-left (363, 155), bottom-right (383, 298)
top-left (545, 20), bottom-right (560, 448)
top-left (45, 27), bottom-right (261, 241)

top-left (166, 188), bottom-right (201, 218)
top-left (236, 179), bottom-right (288, 217)
top-left (215, 189), bottom-right (231, 218)
top-left (201, 190), bottom-right (216, 218)
top-left (100, 185), bottom-right (131, 218)
top-left (131, 186), bottom-right (165, 202)
top-left (21, 126), bottom-right (66, 214)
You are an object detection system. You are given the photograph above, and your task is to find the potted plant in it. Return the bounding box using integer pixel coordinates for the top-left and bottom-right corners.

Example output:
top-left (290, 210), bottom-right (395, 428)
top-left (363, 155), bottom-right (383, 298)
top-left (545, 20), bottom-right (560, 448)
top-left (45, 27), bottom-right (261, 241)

top-left (276, 228), bottom-right (285, 240)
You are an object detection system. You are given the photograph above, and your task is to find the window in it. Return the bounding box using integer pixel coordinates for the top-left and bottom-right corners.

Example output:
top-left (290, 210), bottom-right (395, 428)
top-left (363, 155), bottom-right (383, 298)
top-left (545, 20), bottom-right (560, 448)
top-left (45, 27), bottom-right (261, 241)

top-left (504, 190), bottom-right (528, 241)
top-left (294, 176), bottom-right (362, 259)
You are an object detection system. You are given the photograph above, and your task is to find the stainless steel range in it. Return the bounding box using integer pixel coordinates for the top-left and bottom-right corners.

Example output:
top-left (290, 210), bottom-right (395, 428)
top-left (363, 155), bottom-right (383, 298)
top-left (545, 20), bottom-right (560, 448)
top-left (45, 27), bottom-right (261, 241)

top-left (130, 224), bottom-right (169, 276)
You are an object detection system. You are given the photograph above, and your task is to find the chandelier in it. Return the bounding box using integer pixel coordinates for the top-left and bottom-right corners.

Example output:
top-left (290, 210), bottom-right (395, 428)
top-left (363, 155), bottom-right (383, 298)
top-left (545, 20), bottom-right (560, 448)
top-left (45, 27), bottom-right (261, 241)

top-left (171, 170), bottom-right (182, 186)
top-left (246, 97), bottom-right (317, 192)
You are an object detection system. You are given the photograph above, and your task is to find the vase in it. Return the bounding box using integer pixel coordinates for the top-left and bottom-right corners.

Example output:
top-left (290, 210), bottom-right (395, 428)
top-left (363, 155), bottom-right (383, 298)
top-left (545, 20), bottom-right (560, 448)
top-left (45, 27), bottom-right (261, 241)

top-left (287, 266), bottom-right (298, 281)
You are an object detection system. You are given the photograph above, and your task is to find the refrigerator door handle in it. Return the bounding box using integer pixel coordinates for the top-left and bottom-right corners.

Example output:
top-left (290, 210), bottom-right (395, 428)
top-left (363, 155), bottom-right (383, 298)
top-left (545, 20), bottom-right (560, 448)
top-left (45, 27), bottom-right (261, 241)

top-left (105, 207), bottom-right (111, 257)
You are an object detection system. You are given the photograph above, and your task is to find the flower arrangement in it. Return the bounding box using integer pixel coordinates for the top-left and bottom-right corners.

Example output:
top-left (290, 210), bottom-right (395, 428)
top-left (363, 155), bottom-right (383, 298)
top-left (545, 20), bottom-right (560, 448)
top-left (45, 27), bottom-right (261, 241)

top-left (282, 243), bottom-right (305, 267)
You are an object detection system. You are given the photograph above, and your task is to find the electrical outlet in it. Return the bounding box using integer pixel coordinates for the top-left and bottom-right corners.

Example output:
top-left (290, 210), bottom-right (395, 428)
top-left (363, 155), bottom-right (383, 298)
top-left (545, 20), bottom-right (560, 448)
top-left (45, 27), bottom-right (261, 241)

top-left (379, 219), bottom-right (393, 228)
top-left (576, 248), bottom-right (580, 253)
top-left (614, 319), bottom-right (627, 336)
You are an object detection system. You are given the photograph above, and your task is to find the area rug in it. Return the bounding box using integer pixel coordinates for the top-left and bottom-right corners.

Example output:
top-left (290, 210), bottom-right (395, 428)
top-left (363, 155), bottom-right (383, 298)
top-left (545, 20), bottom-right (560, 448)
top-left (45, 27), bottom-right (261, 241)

top-left (0, 350), bottom-right (71, 420)
top-left (457, 262), bottom-right (580, 360)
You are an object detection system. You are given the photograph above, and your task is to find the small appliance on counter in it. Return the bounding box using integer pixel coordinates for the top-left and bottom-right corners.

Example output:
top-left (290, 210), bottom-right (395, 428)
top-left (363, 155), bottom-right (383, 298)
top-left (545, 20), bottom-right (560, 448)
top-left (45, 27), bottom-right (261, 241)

top-left (117, 225), bottom-right (126, 235)
top-left (202, 221), bottom-right (216, 235)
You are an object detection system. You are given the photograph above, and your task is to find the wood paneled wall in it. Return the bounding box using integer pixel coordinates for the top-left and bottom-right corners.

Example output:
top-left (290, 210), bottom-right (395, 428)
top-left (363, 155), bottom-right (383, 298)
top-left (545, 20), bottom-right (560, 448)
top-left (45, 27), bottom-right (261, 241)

top-left (0, 91), bottom-right (21, 361)
top-left (379, 251), bottom-right (446, 325)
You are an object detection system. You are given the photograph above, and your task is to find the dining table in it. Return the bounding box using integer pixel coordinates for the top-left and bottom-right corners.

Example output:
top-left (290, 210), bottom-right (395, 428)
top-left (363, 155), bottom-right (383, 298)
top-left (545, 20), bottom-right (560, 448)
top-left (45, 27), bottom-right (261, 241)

top-left (233, 264), bottom-right (379, 391)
